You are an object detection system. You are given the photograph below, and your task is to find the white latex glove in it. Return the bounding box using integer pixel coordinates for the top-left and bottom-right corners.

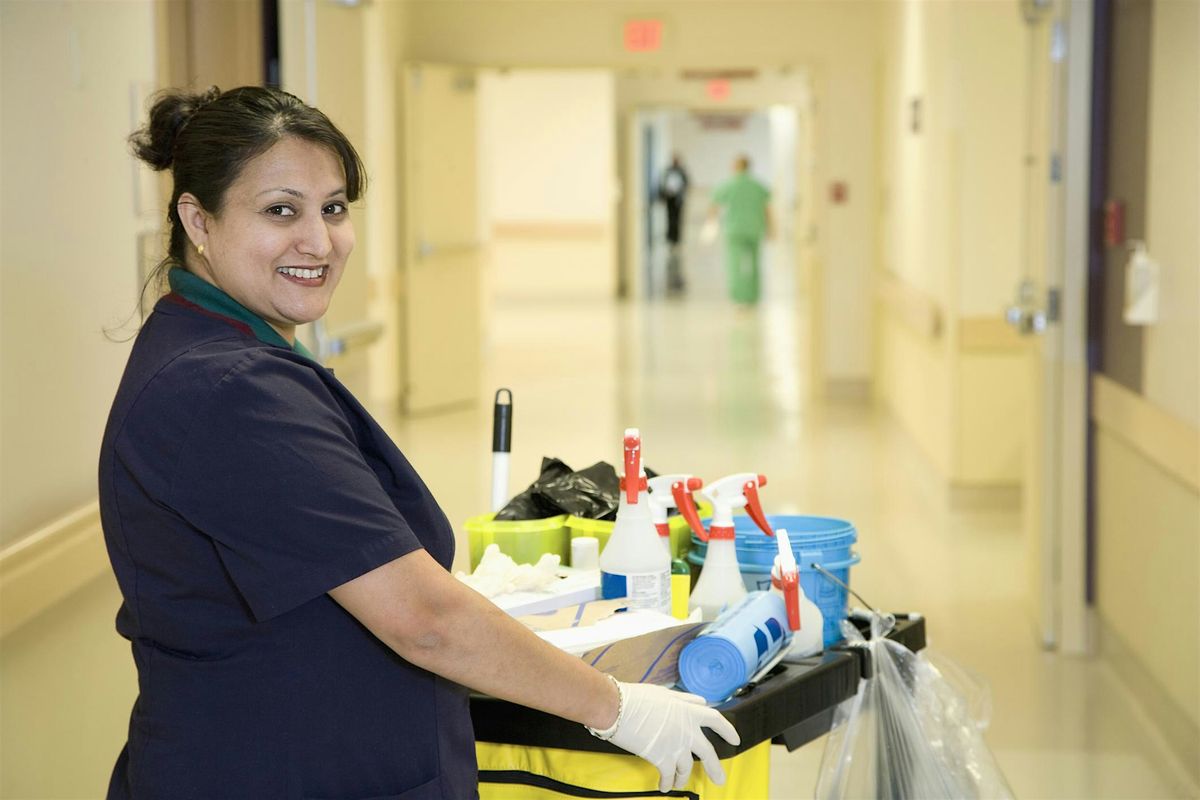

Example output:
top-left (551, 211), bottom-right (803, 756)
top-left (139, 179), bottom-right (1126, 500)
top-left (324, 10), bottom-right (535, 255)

top-left (587, 678), bottom-right (741, 792)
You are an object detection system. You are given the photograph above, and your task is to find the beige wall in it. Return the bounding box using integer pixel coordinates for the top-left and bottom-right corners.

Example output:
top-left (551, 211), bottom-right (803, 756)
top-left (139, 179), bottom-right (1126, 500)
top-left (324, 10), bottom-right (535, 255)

top-left (1095, 429), bottom-right (1200, 779)
top-left (875, 0), bottom-right (1030, 487)
top-left (0, 1), bottom-right (156, 791)
top-left (362, 0), bottom-right (409, 407)
top-left (0, 0), bottom-right (156, 549)
top-left (1141, 0), bottom-right (1199, 428)
top-left (478, 69), bottom-right (617, 302)
top-left (878, 315), bottom-right (952, 474)
top-left (481, 70), bottom-right (615, 226)
top-left (1093, 0), bottom-right (1200, 782)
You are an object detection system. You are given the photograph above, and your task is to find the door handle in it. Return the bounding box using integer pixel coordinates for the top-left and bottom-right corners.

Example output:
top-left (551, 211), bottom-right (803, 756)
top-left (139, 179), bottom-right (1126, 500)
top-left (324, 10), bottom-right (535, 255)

top-left (1005, 278), bottom-right (1057, 336)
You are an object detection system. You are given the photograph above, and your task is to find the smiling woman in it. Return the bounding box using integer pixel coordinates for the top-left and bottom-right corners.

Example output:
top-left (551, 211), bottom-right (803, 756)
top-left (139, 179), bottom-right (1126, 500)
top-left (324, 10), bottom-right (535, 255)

top-left (128, 86), bottom-right (363, 344)
top-left (175, 136), bottom-right (354, 342)
top-left (102, 85), bottom-right (738, 800)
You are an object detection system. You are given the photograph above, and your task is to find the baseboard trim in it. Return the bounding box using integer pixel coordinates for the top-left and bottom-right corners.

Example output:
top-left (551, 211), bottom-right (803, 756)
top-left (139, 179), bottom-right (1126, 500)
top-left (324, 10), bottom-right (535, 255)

top-left (0, 501), bottom-right (107, 638)
top-left (1098, 617), bottom-right (1200, 793)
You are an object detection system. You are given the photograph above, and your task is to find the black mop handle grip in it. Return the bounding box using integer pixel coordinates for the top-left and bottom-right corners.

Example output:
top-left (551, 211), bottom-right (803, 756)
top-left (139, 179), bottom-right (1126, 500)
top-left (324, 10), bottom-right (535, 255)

top-left (492, 388), bottom-right (513, 453)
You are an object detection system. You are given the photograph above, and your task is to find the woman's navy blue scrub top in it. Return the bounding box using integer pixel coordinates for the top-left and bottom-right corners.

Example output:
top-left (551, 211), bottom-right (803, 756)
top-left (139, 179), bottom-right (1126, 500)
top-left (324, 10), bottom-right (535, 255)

top-left (99, 269), bottom-right (478, 799)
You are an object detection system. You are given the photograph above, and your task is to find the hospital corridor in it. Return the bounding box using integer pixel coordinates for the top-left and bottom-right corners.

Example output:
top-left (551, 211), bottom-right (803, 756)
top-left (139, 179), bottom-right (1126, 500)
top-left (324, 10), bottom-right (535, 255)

top-left (2, 1), bottom-right (1198, 799)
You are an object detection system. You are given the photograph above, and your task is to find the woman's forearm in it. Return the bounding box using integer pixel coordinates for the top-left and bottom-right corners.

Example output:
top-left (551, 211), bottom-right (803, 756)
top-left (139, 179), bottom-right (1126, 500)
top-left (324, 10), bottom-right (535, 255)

top-left (329, 549), bottom-right (619, 731)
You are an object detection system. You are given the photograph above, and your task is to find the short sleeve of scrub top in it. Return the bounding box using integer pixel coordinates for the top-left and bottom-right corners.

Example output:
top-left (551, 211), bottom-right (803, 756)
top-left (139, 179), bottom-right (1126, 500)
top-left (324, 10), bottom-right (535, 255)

top-left (167, 350), bottom-right (420, 621)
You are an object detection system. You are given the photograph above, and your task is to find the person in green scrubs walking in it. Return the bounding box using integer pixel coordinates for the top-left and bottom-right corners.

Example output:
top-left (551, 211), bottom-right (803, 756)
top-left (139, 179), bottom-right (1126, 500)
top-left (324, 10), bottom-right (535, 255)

top-left (711, 155), bottom-right (773, 304)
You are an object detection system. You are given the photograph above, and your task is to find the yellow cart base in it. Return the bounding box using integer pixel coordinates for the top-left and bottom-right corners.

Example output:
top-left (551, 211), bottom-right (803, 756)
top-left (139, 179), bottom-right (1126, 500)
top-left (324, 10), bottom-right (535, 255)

top-left (477, 740), bottom-right (770, 799)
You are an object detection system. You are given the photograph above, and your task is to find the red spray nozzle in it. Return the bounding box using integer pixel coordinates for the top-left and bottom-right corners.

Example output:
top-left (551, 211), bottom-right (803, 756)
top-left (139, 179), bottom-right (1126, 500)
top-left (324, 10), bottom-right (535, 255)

top-left (743, 478), bottom-right (774, 538)
top-left (672, 478), bottom-right (707, 542)
top-left (771, 569), bottom-right (802, 631)
top-left (620, 429), bottom-right (644, 504)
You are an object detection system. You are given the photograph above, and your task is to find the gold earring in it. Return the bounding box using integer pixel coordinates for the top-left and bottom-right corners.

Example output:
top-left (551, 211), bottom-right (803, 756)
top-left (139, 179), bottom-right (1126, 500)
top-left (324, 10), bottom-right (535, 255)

top-left (197, 243), bottom-right (205, 256)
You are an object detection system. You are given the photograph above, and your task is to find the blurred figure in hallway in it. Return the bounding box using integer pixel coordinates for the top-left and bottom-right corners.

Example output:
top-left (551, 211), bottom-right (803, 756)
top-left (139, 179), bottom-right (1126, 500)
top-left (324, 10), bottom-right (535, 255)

top-left (711, 155), bottom-right (773, 305)
top-left (658, 153), bottom-right (690, 293)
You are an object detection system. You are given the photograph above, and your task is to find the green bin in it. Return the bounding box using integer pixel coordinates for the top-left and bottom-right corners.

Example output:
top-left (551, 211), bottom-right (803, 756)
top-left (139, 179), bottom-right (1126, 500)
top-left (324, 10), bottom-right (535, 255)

top-left (464, 513), bottom-right (570, 571)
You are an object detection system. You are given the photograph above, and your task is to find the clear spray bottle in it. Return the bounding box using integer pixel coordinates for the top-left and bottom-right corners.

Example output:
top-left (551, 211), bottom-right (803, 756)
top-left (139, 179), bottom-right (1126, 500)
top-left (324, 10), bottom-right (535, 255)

top-left (681, 473), bottom-right (773, 621)
top-left (598, 429), bottom-right (671, 615)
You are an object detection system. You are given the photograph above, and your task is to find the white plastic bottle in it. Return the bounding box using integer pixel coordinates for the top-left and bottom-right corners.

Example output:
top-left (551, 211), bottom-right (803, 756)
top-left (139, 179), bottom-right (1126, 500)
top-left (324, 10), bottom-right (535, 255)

top-left (599, 429), bottom-right (671, 615)
top-left (687, 473), bottom-right (773, 621)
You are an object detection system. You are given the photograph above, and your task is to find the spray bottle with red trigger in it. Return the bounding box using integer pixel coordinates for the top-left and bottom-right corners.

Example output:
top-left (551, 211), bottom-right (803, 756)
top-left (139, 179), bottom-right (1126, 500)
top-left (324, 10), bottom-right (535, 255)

top-left (598, 429), bottom-right (671, 615)
top-left (681, 473), bottom-right (774, 620)
top-left (647, 474), bottom-right (703, 619)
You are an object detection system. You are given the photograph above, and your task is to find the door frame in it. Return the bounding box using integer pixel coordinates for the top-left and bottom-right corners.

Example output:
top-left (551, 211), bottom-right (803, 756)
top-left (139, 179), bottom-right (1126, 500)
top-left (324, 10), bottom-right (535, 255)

top-left (1046, 0), bottom-right (1093, 654)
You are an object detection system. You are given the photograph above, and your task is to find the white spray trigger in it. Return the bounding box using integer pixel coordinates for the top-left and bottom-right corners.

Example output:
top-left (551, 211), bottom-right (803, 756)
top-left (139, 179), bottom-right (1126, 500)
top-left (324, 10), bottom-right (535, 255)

top-left (776, 529), bottom-right (797, 576)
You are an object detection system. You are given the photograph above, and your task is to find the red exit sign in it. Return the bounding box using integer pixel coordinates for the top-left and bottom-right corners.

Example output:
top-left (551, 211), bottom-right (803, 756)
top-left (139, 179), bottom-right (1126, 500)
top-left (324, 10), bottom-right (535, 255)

top-left (623, 19), bottom-right (663, 53)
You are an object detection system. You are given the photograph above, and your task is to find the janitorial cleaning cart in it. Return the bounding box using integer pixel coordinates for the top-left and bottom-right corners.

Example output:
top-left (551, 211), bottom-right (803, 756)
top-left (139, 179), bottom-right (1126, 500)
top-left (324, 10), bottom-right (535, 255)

top-left (471, 615), bottom-right (927, 798)
top-left (461, 406), bottom-right (959, 798)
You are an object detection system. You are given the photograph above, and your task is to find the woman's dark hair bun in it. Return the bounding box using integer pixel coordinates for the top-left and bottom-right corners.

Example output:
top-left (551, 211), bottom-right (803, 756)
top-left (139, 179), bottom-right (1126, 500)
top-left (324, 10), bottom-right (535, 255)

top-left (128, 86), bottom-right (222, 171)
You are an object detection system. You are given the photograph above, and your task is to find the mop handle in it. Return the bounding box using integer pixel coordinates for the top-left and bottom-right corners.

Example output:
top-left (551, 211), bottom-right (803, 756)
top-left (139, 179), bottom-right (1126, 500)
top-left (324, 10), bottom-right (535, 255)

top-left (491, 389), bottom-right (512, 513)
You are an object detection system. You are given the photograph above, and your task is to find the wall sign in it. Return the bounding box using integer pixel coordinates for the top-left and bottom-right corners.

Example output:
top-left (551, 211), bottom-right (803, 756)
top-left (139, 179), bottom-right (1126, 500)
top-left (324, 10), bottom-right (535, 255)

top-left (623, 19), bottom-right (663, 53)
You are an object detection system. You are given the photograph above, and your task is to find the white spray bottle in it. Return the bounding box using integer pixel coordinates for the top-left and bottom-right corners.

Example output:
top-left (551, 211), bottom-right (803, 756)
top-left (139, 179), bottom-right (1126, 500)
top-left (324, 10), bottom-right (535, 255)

top-left (646, 474), bottom-right (703, 556)
top-left (599, 429), bottom-right (671, 615)
top-left (684, 473), bottom-right (774, 621)
top-left (647, 474), bottom-right (703, 619)
top-left (771, 529), bottom-right (824, 659)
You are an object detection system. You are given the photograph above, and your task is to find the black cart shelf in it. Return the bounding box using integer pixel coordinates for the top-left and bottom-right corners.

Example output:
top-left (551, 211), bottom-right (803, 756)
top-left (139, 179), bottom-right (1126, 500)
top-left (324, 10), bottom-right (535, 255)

top-left (471, 613), bottom-right (926, 757)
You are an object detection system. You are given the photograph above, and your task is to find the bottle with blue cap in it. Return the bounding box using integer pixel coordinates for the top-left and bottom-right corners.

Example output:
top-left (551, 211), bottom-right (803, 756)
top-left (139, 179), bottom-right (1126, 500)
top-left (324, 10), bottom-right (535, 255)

top-left (598, 429), bottom-right (671, 615)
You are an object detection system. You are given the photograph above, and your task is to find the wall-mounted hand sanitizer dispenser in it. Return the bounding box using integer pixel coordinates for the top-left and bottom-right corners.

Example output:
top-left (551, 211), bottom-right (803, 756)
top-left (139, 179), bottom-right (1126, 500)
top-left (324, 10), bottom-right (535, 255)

top-left (1123, 240), bottom-right (1160, 326)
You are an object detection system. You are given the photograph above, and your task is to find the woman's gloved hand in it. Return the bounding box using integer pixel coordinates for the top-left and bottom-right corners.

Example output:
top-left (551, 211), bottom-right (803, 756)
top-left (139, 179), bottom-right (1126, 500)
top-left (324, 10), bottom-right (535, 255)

top-left (587, 678), bottom-right (741, 792)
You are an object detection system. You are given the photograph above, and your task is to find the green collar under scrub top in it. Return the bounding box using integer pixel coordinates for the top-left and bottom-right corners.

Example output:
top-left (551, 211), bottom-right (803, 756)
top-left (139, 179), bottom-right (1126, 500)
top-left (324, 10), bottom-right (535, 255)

top-left (167, 267), bottom-right (317, 360)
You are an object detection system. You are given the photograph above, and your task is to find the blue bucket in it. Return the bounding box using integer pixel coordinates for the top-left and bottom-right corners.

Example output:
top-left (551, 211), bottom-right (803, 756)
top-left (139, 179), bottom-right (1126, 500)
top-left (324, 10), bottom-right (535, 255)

top-left (686, 514), bottom-right (860, 647)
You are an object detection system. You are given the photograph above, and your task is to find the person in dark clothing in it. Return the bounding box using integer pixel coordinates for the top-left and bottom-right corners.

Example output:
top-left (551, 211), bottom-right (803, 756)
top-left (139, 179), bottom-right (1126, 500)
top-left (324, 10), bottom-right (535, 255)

top-left (101, 85), bottom-right (738, 800)
top-left (658, 154), bottom-right (690, 292)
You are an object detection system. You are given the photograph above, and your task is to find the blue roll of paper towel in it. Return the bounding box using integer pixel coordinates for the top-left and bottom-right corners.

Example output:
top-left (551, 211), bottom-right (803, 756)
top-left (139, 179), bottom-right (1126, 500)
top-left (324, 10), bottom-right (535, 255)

top-left (679, 591), bottom-right (791, 702)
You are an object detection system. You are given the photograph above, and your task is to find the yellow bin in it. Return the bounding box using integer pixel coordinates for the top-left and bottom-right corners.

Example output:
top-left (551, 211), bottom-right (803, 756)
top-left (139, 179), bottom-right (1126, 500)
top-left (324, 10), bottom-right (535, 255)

top-left (465, 513), bottom-right (571, 571)
top-left (478, 740), bottom-right (769, 799)
top-left (566, 504), bottom-right (710, 564)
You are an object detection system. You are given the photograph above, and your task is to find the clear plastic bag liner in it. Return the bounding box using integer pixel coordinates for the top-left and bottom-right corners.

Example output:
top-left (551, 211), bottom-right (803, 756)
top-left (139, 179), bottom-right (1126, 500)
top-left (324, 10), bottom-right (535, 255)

top-left (816, 613), bottom-right (1013, 800)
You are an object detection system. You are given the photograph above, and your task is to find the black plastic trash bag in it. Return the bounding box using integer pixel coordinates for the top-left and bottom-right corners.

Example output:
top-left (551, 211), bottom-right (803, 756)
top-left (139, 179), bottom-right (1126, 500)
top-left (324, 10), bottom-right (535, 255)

top-left (494, 459), bottom-right (661, 522)
top-left (540, 461), bottom-right (621, 521)
top-left (816, 612), bottom-right (1013, 800)
top-left (494, 457), bottom-right (573, 521)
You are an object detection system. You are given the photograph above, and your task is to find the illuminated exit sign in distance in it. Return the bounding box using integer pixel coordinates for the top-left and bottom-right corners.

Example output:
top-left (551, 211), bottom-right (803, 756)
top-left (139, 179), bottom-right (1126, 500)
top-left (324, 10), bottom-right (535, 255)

top-left (623, 19), bottom-right (663, 53)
